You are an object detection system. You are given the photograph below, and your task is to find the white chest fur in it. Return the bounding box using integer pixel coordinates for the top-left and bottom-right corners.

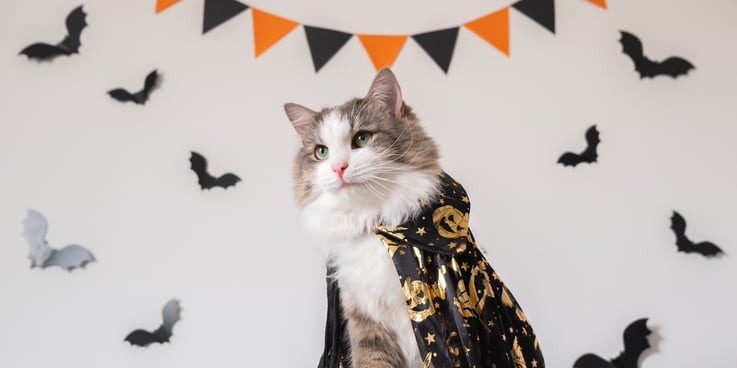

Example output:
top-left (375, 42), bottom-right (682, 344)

top-left (330, 234), bottom-right (421, 367)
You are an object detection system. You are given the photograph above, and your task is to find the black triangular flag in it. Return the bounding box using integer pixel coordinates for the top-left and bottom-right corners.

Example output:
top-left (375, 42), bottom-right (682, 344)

top-left (412, 27), bottom-right (459, 74)
top-left (203, 0), bottom-right (249, 34)
top-left (303, 26), bottom-right (353, 73)
top-left (512, 0), bottom-right (555, 34)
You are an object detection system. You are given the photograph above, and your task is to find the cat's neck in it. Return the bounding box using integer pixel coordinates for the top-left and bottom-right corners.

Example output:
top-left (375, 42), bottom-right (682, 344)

top-left (299, 169), bottom-right (441, 242)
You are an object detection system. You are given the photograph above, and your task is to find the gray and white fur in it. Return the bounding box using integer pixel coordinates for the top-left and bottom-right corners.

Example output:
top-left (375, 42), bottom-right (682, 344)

top-left (285, 68), bottom-right (442, 367)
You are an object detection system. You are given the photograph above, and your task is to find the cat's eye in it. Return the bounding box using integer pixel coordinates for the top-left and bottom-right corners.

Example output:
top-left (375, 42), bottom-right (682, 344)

top-left (314, 145), bottom-right (329, 160)
top-left (352, 131), bottom-right (373, 148)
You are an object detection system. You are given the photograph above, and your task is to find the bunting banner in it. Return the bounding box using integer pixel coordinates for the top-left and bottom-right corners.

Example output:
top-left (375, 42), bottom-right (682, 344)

top-left (202, 0), bottom-right (248, 34)
top-left (357, 35), bottom-right (408, 72)
top-left (155, 0), bottom-right (180, 13)
top-left (304, 26), bottom-right (353, 72)
top-left (586, 0), bottom-right (607, 9)
top-left (157, 0), bottom-right (605, 73)
top-left (251, 8), bottom-right (298, 57)
top-left (512, 0), bottom-right (556, 34)
top-left (463, 8), bottom-right (510, 56)
top-left (412, 27), bottom-right (460, 74)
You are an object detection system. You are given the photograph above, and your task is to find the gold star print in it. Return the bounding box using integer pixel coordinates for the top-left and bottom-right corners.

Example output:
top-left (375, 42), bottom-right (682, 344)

top-left (449, 242), bottom-right (457, 249)
top-left (532, 359), bottom-right (538, 368)
top-left (399, 249), bottom-right (406, 255)
top-left (439, 198), bottom-right (445, 204)
top-left (461, 196), bottom-right (470, 204)
top-left (434, 302), bottom-right (440, 308)
top-left (424, 333), bottom-right (436, 344)
top-left (460, 262), bottom-right (470, 271)
top-left (416, 227), bottom-right (427, 236)
top-left (487, 320), bottom-right (495, 328)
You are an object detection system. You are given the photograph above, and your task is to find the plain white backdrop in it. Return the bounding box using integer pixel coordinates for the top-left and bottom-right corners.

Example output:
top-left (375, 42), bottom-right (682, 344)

top-left (1, 0), bottom-right (736, 366)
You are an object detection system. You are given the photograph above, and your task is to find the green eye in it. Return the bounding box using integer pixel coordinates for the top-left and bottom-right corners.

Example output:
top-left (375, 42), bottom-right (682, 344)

top-left (352, 131), bottom-right (373, 148)
top-left (314, 145), bottom-right (329, 160)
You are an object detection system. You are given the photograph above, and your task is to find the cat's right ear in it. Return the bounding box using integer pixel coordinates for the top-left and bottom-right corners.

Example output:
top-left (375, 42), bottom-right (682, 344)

top-left (284, 103), bottom-right (317, 141)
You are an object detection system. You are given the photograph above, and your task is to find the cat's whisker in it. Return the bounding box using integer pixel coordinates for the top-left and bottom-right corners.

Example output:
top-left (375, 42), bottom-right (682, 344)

top-left (361, 180), bottom-right (384, 198)
top-left (373, 124), bottom-right (417, 167)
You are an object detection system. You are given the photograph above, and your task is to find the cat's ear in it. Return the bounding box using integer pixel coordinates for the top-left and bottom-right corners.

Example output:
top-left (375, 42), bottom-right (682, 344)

top-left (367, 67), bottom-right (404, 118)
top-left (284, 103), bottom-right (317, 141)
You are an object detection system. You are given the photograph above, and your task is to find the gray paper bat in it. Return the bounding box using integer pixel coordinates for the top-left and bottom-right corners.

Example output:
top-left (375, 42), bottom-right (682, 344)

top-left (22, 209), bottom-right (94, 270)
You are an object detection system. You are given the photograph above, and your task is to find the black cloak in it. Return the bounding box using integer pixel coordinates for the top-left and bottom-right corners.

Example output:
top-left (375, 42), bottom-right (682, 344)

top-left (318, 172), bottom-right (545, 368)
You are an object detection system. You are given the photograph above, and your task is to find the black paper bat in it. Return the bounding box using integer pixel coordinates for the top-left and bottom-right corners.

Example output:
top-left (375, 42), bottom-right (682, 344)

top-left (670, 211), bottom-right (723, 257)
top-left (22, 209), bottom-right (94, 270)
top-left (573, 318), bottom-right (651, 368)
top-left (125, 299), bottom-right (181, 347)
top-left (189, 151), bottom-right (241, 190)
top-left (19, 5), bottom-right (87, 60)
top-left (108, 70), bottom-right (159, 105)
top-left (558, 125), bottom-right (600, 167)
top-left (619, 31), bottom-right (695, 78)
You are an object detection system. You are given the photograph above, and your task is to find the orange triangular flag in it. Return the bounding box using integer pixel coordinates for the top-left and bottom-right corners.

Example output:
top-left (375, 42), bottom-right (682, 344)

top-left (586, 0), bottom-right (607, 9)
top-left (463, 7), bottom-right (510, 56)
top-left (155, 0), bottom-right (180, 13)
top-left (252, 8), bottom-right (299, 57)
top-left (357, 34), bottom-right (408, 71)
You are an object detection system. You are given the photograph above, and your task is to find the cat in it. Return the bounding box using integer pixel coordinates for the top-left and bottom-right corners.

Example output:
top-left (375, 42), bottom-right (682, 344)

top-left (285, 68), bottom-right (544, 368)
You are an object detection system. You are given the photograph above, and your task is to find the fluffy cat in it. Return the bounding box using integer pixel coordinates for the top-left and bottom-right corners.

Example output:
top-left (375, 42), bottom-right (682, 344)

top-left (285, 68), bottom-right (544, 368)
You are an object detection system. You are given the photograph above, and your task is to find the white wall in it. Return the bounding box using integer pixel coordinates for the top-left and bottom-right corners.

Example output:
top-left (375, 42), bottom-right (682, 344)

top-left (1, 0), bottom-right (736, 366)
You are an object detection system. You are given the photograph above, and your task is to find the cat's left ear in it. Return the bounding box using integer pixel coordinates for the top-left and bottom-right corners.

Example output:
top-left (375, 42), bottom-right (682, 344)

top-left (284, 103), bottom-right (317, 141)
top-left (367, 67), bottom-right (404, 118)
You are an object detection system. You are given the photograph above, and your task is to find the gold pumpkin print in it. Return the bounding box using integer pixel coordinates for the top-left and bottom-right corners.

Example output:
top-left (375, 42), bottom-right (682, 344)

top-left (432, 205), bottom-right (469, 239)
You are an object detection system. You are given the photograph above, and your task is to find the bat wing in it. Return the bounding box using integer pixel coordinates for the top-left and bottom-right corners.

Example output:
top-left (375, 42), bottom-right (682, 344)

top-left (44, 244), bottom-right (94, 270)
top-left (619, 31), bottom-right (645, 69)
top-left (19, 43), bottom-right (67, 59)
top-left (125, 329), bottom-right (161, 347)
top-left (189, 151), bottom-right (215, 189)
top-left (619, 31), bottom-right (661, 78)
top-left (656, 57), bottom-right (695, 78)
top-left (580, 125), bottom-right (600, 163)
top-left (559, 125), bottom-right (599, 167)
top-left (573, 353), bottom-right (615, 368)
top-left (691, 241), bottom-right (724, 257)
top-left (611, 318), bottom-right (651, 368)
top-left (161, 299), bottom-right (181, 336)
top-left (59, 5), bottom-right (87, 53)
top-left (22, 209), bottom-right (54, 267)
top-left (558, 152), bottom-right (584, 167)
top-left (669, 210), bottom-right (695, 252)
top-left (212, 173), bottom-right (241, 189)
top-left (142, 70), bottom-right (159, 101)
top-left (108, 88), bottom-right (136, 103)
top-left (128, 70), bottom-right (159, 105)
top-left (670, 211), bottom-right (687, 236)
top-left (585, 126), bottom-right (600, 147)
top-left (671, 211), bottom-right (723, 256)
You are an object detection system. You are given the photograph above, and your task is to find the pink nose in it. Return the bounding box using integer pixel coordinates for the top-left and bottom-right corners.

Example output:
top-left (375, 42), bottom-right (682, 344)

top-left (332, 162), bottom-right (348, 179)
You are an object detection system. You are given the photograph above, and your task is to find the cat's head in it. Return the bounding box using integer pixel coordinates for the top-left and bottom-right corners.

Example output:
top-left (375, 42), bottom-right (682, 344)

top-left (284, 68), bottom-right (441, 230)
